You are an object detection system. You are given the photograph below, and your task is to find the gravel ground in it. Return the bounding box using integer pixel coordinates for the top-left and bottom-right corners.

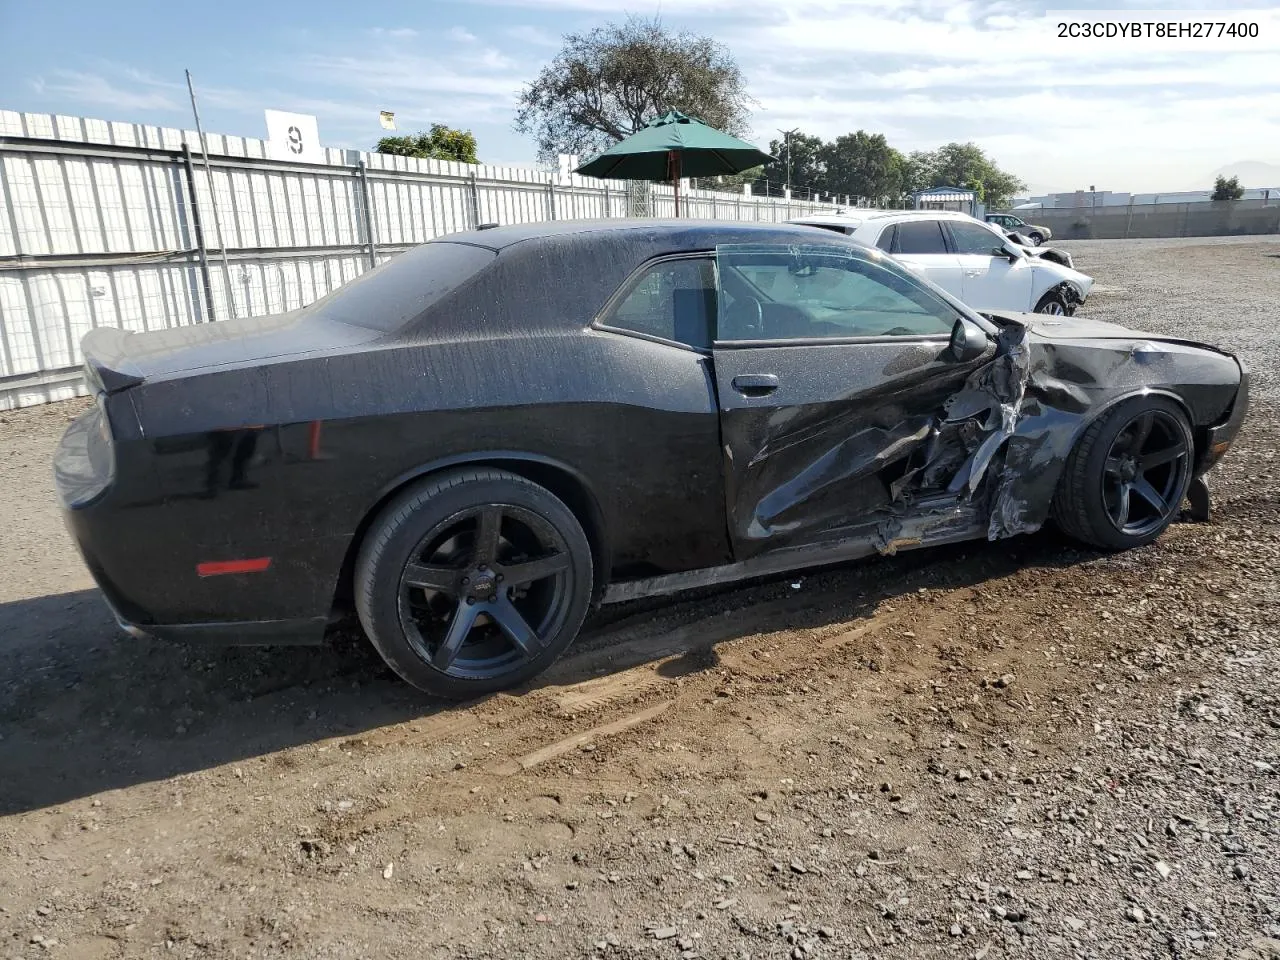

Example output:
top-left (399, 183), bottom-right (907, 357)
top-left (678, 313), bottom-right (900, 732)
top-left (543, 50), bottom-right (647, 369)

top-left (0, 235), bottom-right (1277, 960)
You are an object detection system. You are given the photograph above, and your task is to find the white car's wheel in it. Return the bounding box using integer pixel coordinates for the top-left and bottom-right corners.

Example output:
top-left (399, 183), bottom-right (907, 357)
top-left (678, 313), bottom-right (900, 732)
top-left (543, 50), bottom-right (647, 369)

top-left (1035, 291), bottom-right (1068, 315)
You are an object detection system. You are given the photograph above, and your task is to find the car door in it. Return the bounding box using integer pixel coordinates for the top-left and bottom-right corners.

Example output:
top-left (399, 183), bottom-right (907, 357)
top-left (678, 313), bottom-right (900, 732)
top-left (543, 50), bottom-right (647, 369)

top-left (946, 219), bottom-right (1035, 312)
top-left (710, 242), bottom-right (986, 561)
top-left (882, 219), bottom-right (966, 300)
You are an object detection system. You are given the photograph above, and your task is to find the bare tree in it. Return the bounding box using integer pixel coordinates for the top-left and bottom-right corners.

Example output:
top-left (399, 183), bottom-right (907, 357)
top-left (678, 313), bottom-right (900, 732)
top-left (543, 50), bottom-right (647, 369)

top-left (514, 16), bottom-right (753, 162)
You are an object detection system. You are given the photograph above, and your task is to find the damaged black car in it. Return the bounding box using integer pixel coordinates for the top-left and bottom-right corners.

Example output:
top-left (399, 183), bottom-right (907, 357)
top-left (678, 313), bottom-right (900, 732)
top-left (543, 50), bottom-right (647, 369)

top-left (55, 221), bottom-right (1249, 697)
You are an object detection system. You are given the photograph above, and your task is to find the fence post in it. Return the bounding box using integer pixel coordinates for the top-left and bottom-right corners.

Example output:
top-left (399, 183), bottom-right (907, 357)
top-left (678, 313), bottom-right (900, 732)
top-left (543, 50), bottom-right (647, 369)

top-left (180, 143), bottom-right (217, 323)
top-left (469, 169), bottom-right (481, 228)
top-left (603, 182), bottom-right (610, 218)
top-left (547, 180), bottom-right (557, 220)
top-left (357, 160), bottom-right (377, 268)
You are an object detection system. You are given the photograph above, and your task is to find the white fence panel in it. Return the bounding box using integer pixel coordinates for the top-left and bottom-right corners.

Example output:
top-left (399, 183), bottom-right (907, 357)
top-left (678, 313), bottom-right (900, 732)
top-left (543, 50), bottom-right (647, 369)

top-left (0, 110), bottom-right (841, 410)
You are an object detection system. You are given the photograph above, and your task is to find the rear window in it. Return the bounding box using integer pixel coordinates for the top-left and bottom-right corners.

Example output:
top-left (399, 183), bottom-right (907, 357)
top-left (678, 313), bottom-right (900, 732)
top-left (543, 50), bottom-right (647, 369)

top-left (301, 241), bottom-right (496, 333)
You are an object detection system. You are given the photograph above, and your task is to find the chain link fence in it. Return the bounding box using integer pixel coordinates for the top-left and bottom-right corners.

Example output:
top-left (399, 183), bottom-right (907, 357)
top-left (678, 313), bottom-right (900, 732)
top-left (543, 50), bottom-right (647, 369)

top-left (0, 110), bottom-right (840, 410)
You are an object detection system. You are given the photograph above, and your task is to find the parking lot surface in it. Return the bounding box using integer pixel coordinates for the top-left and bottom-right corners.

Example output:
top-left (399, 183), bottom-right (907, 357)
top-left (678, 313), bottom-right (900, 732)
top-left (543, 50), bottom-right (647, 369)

top-left (1, 235), bottom-right (1278, 960)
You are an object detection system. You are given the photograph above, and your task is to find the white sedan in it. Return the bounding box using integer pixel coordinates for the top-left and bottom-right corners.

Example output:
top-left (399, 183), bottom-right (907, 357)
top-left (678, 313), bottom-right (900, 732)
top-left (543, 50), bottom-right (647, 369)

top-left (790, 210), bottom-right (1093, 316)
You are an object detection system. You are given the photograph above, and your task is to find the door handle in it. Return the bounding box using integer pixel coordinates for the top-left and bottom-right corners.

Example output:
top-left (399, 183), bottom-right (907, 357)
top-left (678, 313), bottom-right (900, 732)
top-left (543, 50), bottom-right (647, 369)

top-left (964, 269), bottom-right (982, 277)
top-left (731, 373), bottom-right (779, 397)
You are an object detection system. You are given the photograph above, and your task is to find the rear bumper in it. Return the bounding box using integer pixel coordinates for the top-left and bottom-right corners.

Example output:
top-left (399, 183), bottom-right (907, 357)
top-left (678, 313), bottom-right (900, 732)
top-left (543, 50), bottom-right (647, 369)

top-left (102, 587), bottom-right (328, 646)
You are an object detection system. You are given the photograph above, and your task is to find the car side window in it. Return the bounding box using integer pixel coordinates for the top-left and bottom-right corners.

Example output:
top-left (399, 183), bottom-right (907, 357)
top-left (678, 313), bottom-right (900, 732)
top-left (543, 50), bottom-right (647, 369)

top-left (950, 221), bottom-right (1004, 256)
top-left (600, 258), bottom-right (716, 349)
top-left (892, 220), bottom-right (948, 255)
top-left (716, 247), bottom-right (959, 342)
top-left (874, 225), bottom-right (896, 252)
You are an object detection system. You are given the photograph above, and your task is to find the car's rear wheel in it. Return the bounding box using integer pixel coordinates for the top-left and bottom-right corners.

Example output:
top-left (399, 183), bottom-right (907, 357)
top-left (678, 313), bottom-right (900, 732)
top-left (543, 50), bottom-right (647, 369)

top-left (355, 468), bottom-right (593, 698)
top-left (1028, 231), bottom-right (1045, 245)
top-left (1034, 291), bottom-right (1069, 315)
top-left (1051, 397), bottom-right (1194, 550)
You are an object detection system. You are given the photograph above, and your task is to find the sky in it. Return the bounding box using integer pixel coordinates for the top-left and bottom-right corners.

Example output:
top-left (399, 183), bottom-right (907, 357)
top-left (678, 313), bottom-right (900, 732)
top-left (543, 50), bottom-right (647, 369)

top-left (2, 0), bottom-right (1278, 195)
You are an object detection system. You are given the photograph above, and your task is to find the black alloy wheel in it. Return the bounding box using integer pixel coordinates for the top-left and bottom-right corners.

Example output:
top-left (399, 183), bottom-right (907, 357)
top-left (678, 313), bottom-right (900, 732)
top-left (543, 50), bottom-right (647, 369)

top-left (398, 503), bottom-right (574, 679)
top-left (1051, 396), bottom-right (1195, 550)
top-left (355, 468), bottom-right (593, 698)
top-left (1100, 409), bottom-right (1191, 538)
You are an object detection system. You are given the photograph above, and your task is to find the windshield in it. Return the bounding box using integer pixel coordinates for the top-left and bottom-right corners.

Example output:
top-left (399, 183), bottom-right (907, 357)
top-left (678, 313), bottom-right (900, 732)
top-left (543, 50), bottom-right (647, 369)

top-left (297, 241), bottom-right (496, 333)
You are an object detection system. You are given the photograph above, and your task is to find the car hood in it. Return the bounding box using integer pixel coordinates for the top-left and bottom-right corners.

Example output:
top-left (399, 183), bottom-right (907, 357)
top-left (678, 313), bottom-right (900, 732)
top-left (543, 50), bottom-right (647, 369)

top-left (988, 310), bottom-right (1235, 356)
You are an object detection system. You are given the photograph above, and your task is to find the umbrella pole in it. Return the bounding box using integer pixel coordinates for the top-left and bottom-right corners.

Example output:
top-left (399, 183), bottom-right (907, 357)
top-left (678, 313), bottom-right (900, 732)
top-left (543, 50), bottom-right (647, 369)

top-left (670, 149), bottom-right (681, 218)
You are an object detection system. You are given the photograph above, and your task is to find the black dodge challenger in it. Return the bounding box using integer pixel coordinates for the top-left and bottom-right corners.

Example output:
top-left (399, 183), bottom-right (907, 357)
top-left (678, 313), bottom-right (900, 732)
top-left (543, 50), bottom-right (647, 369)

top-left (55, 220), bottom-right (1248, 697)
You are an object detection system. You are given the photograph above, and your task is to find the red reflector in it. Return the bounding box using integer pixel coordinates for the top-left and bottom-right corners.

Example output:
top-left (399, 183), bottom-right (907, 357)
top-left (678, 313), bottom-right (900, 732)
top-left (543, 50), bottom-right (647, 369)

top-left (197, 557), bottom-right (272, 577)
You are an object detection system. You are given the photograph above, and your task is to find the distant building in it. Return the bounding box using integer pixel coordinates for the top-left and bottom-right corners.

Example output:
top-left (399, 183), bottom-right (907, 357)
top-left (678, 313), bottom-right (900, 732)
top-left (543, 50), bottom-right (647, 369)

top-left (914, 185), bottom-right (976, 215)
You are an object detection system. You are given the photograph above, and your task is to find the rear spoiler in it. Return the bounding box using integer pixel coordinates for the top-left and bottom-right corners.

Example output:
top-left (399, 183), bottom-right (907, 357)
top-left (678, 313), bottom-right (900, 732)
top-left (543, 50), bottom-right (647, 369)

top-left (81, 327), bottom-right (145, 394)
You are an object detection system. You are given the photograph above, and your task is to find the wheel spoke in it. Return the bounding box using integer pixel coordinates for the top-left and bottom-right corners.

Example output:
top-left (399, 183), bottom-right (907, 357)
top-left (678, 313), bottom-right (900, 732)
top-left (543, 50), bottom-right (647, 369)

top-left (1132, 476), bottom-right (1169, 514)
top-left (1116, 482), bottom-right (1132, 527)
top-left (403, 563), bottom-right (460, 593)
top-left (1141, 444), bottom-right (1186, 471)
top-left (501, 551), bottom-right (570, 586)
top-left (433, 602), bottom-right (479, 671)
top-left (1128, 412), bottom-right (1155, 452)
top-left (489, 596), bottom-right (541, 656)
top-left (473, 506), bottom-right (503, 565)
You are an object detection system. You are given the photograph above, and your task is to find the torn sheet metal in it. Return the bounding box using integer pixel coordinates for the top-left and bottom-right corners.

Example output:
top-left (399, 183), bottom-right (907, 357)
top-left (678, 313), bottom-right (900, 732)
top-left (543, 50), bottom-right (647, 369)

top-left (723, 309), bottom-right (1245, 562)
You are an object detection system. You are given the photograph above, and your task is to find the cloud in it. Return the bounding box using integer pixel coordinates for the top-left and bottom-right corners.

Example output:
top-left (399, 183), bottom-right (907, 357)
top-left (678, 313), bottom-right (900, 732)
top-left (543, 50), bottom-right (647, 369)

top-left (29, 69), bottom-right (180, 112)
top-left (506, 24), bottom-right (560, 46)
top-left (19, 0), bottom-right (1280, 192)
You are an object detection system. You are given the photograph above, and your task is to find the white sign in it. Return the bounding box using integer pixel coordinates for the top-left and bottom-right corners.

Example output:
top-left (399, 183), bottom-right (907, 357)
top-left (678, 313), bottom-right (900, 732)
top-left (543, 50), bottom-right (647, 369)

top-left (379, 110), bottom-right (396, 131)
top-left (264, 110), bottom-right (322, 163)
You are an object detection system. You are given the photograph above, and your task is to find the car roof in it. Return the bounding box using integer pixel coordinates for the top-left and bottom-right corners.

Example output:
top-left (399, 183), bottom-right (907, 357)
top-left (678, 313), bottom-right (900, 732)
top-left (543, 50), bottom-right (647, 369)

top-left (432, 218), bottom-right (838, 253)
top-left (790, 210), bottom-right (986, 229)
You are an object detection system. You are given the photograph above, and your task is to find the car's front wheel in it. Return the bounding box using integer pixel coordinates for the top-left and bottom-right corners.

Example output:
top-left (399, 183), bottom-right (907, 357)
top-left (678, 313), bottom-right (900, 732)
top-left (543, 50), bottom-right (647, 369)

top-left (1028, 231), bottom-right (1045, 245)
top-left (1051, 397), bottom-right (1194, 550)
top-left (1034, 291), bottom-right (1069, 315)
top-left (355, 468), bottom-right (594, 698)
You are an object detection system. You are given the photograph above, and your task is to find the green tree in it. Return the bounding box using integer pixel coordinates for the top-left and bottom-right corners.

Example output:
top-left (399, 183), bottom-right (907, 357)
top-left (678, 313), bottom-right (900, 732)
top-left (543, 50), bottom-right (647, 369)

top-left (514, 15), bottom-right (753, 162)
top-left (1212, 175), bottom-right (1244, 201)
top-left (819, 131), bottom-right (906, 203)
top-left (376, 124), bottom-right (479, 163)
top-left (911, 142), bottom-right (1025, 208)
top-left (900, 150), bottom-right (935, 195)
top-left (763, 131), bottom-right (825, 194)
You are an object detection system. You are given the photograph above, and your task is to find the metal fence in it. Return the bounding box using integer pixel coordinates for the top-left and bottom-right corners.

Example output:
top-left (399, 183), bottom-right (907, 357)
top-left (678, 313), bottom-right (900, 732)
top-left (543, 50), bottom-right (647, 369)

top-left (1012, 199), bottom-right (1280, 241)
top-left (0, 110), bottom-right (839, 410)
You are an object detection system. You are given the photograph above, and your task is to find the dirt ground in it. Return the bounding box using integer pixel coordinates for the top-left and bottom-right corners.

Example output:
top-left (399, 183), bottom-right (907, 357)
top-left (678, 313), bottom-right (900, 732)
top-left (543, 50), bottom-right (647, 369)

top-left (1, 236), bottom-right (1278, 960)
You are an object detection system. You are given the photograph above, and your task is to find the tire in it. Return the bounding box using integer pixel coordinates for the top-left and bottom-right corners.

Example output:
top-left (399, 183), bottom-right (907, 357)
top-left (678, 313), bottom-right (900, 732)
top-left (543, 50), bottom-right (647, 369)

top-left (354, 468), bottom-right (594, 698)
top-left (1034, 291), bottom-right (1068, 315)
top-left (1051, 397), bottom-right (1194, 550)
top-left (1028, 232), bottom-right (1045, 245)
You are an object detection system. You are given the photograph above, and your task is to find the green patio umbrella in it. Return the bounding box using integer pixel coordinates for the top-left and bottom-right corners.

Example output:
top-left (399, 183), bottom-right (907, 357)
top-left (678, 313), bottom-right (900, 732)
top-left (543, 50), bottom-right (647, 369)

top-left (574, 110), bottom-right (773, 217)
